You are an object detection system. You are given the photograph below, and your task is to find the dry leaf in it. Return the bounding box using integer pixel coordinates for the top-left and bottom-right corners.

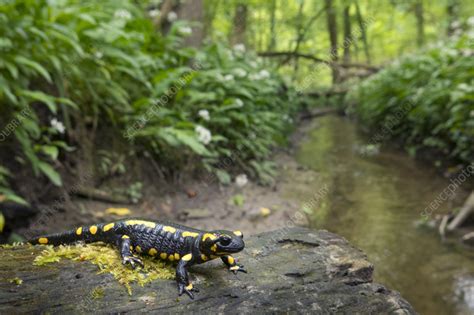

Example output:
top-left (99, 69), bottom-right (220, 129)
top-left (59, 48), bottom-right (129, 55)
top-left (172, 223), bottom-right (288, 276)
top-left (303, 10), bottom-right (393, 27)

top-left (105, 208), bottom-right (131, 216)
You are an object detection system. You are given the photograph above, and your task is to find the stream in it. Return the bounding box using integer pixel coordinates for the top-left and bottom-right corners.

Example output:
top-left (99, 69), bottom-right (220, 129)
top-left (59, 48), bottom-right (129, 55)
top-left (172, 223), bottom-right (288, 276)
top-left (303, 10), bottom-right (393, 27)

top-left (286, 115), bottom-right (474, 315)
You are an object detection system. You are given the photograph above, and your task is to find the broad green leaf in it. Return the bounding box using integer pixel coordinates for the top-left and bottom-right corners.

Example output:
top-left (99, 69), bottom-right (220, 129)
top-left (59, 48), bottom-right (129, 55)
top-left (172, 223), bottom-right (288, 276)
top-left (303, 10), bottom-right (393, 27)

top-left (14, 56), bottom-right (52, 83)
top-left (19, 90), bottom-right (57, 113)
top-left (41, 146), bottom-right (59, 160)
top-left (0, 212), bottom-right (4, 233)
top-left (38, 162), bottom-right (62, 186)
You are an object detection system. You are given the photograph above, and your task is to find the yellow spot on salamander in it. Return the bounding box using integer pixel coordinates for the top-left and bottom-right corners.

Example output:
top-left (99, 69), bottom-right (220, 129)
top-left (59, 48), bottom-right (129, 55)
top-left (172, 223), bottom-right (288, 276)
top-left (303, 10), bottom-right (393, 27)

top-left (135, 246), bottom-right (142, 253)
top-left (38, 237), bottom-right (48, 244)
top-left (174, 253), bottom-right (180, 260)
top-left (103, 223), bottom-right (115, 232)
top-left (149, 248), bottom-right (157, 256)
top-left (201, 254), bottom-right (208, 261)
top-left (122, 235), bottom-right (130, 239)
top-left (160, 253), bottom-right (167, 260)
top-left (185, 283), bottom-right (193, 290)
top-left (125, 220), bottom-right (156, 228)
top-left (168, 255), bottom-right (175, 262)
top-left (202, 233), bottom-right (217, 241)
top-left (163, 226), bottom-right (176, 233)
top-left (182, 231), bottom-right (199, 238)
top-left (229, 266), bottom-right (239, 271)
top-left (182, 254), bottom-right (193, 261)
top-left (89, 226), bottom-right (98, 235)
top-left (227, 256), bottom-right (235, 265)
top-left (76, 227), bottom-right (82, 236)
top-left (211, 244), bottom-right (217, 252)
top-left (233, 230), bottom-right (243, 237)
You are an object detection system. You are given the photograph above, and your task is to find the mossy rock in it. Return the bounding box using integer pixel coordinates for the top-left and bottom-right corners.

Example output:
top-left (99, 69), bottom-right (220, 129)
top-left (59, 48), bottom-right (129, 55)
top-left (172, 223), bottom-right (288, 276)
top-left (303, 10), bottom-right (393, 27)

top-left (0, 228), bottom-right (416, 314)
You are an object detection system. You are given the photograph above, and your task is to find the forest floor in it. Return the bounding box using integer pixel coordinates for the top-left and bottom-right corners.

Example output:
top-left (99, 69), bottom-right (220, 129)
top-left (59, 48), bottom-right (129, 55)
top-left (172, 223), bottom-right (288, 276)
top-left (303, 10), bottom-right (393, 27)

top-left (19, 119), bottom-right (318, 238)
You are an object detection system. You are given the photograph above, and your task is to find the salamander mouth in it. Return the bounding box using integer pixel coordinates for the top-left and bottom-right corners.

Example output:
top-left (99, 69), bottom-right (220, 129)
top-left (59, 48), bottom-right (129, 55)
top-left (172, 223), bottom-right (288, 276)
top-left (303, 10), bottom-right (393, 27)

top-left (217, 240), bottom-right (245, 253)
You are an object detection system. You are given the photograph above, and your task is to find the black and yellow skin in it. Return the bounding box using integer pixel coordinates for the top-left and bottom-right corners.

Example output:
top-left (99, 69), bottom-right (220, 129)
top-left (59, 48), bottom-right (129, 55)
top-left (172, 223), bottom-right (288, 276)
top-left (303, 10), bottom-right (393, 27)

top-left (28, 219), bottom-right (246, 299)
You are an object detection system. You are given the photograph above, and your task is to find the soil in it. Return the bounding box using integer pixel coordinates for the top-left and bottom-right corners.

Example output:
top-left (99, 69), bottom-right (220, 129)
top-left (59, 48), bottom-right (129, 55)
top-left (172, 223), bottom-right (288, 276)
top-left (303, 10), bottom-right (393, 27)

top-left (18, 119), bottom-right (318, 239)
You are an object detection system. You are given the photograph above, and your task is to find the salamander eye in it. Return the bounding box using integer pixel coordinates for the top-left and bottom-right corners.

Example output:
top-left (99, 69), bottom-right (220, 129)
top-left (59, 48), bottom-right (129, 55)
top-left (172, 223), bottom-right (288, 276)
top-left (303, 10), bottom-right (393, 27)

top-left (219, 236), bottom-right (232, 246)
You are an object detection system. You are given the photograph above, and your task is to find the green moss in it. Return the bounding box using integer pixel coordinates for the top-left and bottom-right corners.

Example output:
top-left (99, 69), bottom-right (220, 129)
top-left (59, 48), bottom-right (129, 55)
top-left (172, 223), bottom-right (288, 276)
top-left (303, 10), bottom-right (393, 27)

top-left (91, 286), bottom-right (105, 300)
top-left (8, 277), bottom-right (23, 285)
top-left (33, 243), bottom-right (175, 295)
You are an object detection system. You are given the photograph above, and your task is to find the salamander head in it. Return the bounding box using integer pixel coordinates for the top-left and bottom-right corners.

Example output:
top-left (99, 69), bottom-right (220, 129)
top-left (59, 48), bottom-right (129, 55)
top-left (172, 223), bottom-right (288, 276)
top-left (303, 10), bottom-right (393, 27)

top-left (200, 230), bottom-right (245, 255)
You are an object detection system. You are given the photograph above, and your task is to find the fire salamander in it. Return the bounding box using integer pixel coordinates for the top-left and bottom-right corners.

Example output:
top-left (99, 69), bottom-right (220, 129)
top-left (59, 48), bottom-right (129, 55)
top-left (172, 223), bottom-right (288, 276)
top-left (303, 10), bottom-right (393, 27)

top-left (29, 219), bottom-right (246, 299)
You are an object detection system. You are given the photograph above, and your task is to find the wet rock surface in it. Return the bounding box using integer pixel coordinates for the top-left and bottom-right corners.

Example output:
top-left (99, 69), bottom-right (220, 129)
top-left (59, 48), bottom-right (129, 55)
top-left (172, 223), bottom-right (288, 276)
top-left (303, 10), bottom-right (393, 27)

top-left (0, 227), bottom-right (416, 314)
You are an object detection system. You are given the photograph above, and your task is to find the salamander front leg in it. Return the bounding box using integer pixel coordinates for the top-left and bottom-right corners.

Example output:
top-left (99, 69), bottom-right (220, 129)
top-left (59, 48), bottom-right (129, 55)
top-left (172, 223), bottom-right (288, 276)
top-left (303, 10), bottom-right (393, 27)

top-left (221, 255), bottom-right (247, 274)
top-left (176, 254), bottom-right (199, 299)
top-left (119, 235), bottom-right (143, 269)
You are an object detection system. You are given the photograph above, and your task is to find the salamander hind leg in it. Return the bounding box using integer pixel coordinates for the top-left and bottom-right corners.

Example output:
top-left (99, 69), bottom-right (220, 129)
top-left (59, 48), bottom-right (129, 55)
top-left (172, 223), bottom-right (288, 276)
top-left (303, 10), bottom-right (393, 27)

top-left (119, 235), bottom-right (144, 269)
top-left (221, 255), bottom-right (247, 274)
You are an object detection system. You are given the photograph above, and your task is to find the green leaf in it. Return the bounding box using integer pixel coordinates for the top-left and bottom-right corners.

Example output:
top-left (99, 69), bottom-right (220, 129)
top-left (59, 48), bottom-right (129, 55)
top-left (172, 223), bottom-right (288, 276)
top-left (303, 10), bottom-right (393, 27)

top-left (0, 212), bottom-right (4, 233)
top-left (41, 146), bottom-right (59, 160)
top-left (19, 90), bottom-right (57, 113)
top-left (215, 169), bottom-right (231, 184)
top-left (38, 162), bottom-right (62, 186)
top-left (14, 56), bottom-right (52, 83)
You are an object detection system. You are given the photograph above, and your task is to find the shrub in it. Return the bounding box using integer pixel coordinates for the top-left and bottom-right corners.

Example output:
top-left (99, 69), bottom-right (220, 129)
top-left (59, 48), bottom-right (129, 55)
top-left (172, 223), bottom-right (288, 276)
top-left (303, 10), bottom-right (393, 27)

top-left (347, 30), bottom-right (474, 165)
top-left (0, 0), bottom-right (297, 203)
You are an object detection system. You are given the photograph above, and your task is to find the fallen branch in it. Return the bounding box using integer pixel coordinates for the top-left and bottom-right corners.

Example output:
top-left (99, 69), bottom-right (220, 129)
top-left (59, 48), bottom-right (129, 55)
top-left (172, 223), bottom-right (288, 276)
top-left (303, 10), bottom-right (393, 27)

top-left (447, 191), bottom-right (474, 231)
top-left (74, 187), bottom-right (135, 205)
top-left (258, 51), bottom-right (380, 72)
top-left (305, 89), bottom-right (348, 97)
top-left (300, 107), bottom-right (341, 120)
top-left (438, 214), bottom-right (450, 239)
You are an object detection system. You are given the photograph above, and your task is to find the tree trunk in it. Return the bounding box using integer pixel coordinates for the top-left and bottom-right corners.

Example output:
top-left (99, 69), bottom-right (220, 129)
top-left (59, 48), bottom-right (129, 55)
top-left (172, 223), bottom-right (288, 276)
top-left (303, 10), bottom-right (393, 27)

top-left (446, 0), bottom-right (459, 36)
top-left (292, 0), bottom-right (306, 80)
top-left (414, 0), bottom-right (425, 48)
top-left (355, 1), bottom-right (371, 64)
top-left (154, 0), bottom-right (174, 34)
top-left (268, 0), bottom-right (277, 51)
top-left (231, 3), bottom-right (248, 45)
top-left (177, 0), bottom-right (204, 47)
top-left (325, 0), bottom-right (340, 84)
top-left (343, 4), bottom-right (351, 64)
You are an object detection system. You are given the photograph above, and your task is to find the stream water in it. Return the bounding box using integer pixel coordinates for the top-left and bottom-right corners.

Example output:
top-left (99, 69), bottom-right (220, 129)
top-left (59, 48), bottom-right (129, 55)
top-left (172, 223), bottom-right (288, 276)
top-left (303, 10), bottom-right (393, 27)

top-left (287, 115), bottom-right (474, 315)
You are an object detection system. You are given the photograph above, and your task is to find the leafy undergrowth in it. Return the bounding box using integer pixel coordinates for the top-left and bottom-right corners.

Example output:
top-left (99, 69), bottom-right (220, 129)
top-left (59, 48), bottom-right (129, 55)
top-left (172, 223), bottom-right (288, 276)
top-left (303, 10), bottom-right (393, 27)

top-left (33, 243), bottom-right (175, 295)
top-left (347, 24), bottom-right (474, 166)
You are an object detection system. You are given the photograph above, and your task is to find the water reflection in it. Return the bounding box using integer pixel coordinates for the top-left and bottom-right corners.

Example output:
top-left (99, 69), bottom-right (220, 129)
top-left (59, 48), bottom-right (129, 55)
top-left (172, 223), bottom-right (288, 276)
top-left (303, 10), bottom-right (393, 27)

top-left (289, 115), bottom-right (474, 315)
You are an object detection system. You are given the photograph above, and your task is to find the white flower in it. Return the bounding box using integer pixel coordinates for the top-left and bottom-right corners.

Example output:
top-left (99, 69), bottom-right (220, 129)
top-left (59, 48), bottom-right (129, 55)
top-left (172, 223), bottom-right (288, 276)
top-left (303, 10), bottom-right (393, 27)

top-left (179, 26), bottom-right (192, 35)
top-left (234, 98), bottom-right (244, 107)
top-left (233, 44), bottom-right (246, 53)
top-left (198, 109), bottom-right (210, 121)
top-left (195, 125), bottom-right (211, 145)
top-left (223, 74), bottom-right (234, 82)
top-left (451, 21), bottom-right (461, 29)
top-left (249, 69), bottom-right (271, 80)
top-left (458, 83), bottom-right (472, 92)
top-left (149, 9), bottom-right (160, 18)
top-left (249, 61), bottom-right (258, 68)
top-left (470, 110), bottom-right (474, 118)
top-left (167, 11), bottom-right (178, 22)
top-left (258, 69), bottom-right (270, 79)
top-left (94, 51), bottom-right (103, 59)
top-left (50, 118), bottom-right (65, 134)
top-left (468, 16), bottom-right (474, 27)
top-left (249, 73), bottom-right (260, 80)
top-left (235, 174), bottom-right (248, 187)
top-left (461, 49), bottom-right (473, 57)
top-left (114, 9), bottom-right (132, 20)
top-left (226, 50), bottom-right (235, 61)
top-left (233, 68), bottom-right (247, 78)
